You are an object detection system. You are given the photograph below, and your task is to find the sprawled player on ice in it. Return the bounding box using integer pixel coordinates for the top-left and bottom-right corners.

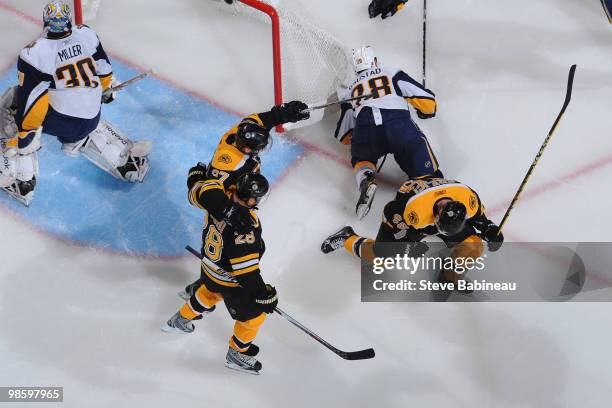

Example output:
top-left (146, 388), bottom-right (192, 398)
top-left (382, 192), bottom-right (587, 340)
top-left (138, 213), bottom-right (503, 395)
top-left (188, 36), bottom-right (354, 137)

top-left (322, 177), bottom-right (504, 291)
top-left (335, 45), bottom-right (441, 218)
top-left (163, 168), bottom-right (277, 375)
top-left (368, 0), bottom-right (408, 19)
top-left (0, 1), bottom-right (151, 206)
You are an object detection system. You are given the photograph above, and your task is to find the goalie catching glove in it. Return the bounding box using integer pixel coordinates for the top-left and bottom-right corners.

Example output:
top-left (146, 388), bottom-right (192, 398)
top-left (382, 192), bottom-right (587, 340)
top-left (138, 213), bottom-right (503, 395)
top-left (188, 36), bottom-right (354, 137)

top-left (254, 284), bottom-right (278, 314)
top-left (368, 0), bottom-right (408, 19)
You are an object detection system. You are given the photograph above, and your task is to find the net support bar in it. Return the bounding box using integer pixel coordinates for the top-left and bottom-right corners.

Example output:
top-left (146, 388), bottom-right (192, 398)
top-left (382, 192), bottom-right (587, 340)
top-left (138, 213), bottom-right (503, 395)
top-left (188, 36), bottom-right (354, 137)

top-left (73, 0), bottom-right (83, 25)
top-left (238, 0), bottom-right (284, 132)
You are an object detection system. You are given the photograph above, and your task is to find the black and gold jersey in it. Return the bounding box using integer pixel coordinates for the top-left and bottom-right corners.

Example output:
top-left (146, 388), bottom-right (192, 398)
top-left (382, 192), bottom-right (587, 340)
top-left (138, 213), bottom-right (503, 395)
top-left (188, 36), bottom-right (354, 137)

top-left (383, 178), bottom-right (486, 237)
top-left (206, 110), bottom-right (283, 189)
top-left (188, 177), bottom-right (267, 296)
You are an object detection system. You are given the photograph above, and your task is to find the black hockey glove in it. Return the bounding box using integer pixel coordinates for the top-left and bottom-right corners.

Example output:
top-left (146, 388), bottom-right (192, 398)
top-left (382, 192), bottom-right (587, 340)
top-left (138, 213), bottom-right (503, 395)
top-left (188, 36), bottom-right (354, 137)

top-left (417, 110), bottom-right (436, 120)
top-left (480, 223), bottom-right (504, 252)
top-left (408, 241), bottom-right (429, 257)
top-left (187, 162), bottom-right (208, 190)
top-left (101, 90), bottom-right (115, 104)
top-left (368, 0), bottom-right (407, 20)
top-left (272, 100), bottom-right (310, 123)
top-left (225, 204), bottom-right (253, 234)
top-left (254, 284), bottom-right (278, 314)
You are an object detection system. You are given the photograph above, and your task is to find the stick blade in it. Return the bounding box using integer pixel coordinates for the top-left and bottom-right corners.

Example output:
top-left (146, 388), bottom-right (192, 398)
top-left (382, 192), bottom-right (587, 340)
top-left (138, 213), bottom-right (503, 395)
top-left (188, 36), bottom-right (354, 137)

top-left (342, 348), bottom-right (376, 360)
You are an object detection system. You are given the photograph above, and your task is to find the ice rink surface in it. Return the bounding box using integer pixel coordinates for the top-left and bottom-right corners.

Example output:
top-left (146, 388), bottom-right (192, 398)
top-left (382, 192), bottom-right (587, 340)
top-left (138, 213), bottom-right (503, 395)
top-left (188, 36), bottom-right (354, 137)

top-left (1, 0), bottom-right (612, 406)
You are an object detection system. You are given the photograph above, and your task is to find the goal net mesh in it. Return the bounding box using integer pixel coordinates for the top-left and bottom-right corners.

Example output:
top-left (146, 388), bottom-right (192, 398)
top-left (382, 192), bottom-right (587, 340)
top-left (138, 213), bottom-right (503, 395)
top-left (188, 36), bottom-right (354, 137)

top-left (213, 0), bottom-right (353, 115)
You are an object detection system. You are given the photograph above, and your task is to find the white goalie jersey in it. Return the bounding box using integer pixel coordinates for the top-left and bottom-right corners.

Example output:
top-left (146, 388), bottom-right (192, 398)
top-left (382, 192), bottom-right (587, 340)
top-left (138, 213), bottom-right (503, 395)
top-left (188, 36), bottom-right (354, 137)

top-left (16, 25), bottom-right (114, 135)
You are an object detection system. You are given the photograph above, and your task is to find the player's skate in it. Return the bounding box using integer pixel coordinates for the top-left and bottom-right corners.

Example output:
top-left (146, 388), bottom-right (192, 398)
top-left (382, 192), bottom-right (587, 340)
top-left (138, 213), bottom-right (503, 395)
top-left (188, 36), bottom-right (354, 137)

top-left (225, 345), bottom-right (262, 375)
top-left (321, 226), bottom-right (356, 254)
top-left (356, 171), bottom-right (377, 219)
top-left (178, 280), bottom-right (201, 301)
top-left (2, 178), bottom-right (36, 207)
top-left (162, 311), bottom-right (195, 334)
top-left (116, 141), bottom-right (152, 183)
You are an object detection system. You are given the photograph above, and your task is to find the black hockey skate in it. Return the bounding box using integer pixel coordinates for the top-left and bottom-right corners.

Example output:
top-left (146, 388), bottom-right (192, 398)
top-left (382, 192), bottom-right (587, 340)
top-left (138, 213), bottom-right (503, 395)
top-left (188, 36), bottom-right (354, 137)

top-left (321, 226), bottom-right (356, 254)
top-left (162, 311), bottom-right (195, 334)
top-left (178, 280), bottom-right (201, 301)
top-left (356, 172), bottom-right (377, 219)
top-left (225, 346), bottom-right (262, 375)
top-left (2, 177), bottom-right (36, 207)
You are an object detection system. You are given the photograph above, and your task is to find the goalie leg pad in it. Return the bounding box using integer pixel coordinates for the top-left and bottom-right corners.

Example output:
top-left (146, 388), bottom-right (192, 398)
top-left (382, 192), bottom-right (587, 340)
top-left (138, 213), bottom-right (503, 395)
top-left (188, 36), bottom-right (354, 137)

top-left (79, 119), bottom-right (152, 182)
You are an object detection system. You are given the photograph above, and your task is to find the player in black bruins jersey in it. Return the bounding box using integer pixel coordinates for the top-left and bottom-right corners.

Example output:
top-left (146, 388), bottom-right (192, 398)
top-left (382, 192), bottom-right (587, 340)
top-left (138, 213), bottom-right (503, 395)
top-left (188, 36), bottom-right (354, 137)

top-left (321, 177), bottom-right (504, 286)
top-left (163, 169), bottom-right (276, 375)
top-left (206, 101), bottom-right (309, 189)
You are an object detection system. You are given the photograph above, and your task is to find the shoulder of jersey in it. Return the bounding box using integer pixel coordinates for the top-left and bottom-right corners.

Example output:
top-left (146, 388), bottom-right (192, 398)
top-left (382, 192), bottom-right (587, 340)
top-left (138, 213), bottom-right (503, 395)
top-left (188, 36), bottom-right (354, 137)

top-left (20, 36), bottom-right (55, 73)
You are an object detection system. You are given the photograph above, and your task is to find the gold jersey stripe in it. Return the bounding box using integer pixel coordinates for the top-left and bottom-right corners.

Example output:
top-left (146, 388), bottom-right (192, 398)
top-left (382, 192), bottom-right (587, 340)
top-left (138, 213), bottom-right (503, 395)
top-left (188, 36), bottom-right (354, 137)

top-left (230, 253), bottom-right (259, 264)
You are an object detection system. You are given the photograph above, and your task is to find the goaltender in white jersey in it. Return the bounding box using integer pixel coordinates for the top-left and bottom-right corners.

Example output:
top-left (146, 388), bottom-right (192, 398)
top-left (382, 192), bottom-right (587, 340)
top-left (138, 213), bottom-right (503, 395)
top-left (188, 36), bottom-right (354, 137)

top-left (0, 0), bottom-right (151, 206)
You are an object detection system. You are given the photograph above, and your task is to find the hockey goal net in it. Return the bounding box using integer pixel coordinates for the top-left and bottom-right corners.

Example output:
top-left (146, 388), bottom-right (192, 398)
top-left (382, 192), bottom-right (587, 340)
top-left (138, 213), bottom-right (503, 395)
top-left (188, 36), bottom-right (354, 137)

top-left (73, 0), bottom-right (353, 129)
top-left (212, 0), bottom-right (354, 129)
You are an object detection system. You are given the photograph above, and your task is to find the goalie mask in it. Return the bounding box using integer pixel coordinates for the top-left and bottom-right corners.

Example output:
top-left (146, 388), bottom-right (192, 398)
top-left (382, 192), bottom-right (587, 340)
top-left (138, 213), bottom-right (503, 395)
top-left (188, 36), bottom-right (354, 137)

top-left (352, 45), bottom-right (376, 73)
top-left (43, 1), bottom-right (72, 33)
top-left (235, 121), bottom-right (271, 154)
top-left (235, 172), bottom-right (269, 208)
top-left (434, 200), bottom-right (467, 236)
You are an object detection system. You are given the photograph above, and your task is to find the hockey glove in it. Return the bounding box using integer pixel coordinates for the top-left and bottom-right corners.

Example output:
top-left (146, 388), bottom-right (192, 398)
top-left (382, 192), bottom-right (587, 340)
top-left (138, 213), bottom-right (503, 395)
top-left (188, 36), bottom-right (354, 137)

top-left (187, 162), bottom-right (208, 190)
top-left (481, 223), bottom-right (504, 252)
top-left (368, 0), bottom-right (408, 20)
top-left (254, 284), bottom-right (278, 314)
top-left (273, 100), bottom-right (310, 123)
top-left (101, 77), bottom-right (120, 104)
top-left (225, 204), bottom-right (253, 234)
top-left (417, 110), bottom-right (436, 120)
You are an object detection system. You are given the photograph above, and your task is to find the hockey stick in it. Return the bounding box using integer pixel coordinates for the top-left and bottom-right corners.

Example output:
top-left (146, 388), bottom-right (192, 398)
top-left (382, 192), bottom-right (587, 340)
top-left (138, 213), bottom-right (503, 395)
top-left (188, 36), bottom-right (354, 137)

top-left (274, 307), bottom-right (375, 360)
top-left (422, 0), bottom-right (427, 87)
top-left (184, 245), bottom-right (375, 360)
top-left (306, 94), bottom-right (373, 112)
top-left (102, 69), bottom-right (154, 99)
top-left (498, 64), bottom-right (577, 232)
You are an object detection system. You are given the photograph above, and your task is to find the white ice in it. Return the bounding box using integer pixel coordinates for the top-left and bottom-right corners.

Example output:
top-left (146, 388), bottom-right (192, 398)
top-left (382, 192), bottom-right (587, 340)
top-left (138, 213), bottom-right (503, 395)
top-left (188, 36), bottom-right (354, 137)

top-left (1, 0), bottom-right (612, 406)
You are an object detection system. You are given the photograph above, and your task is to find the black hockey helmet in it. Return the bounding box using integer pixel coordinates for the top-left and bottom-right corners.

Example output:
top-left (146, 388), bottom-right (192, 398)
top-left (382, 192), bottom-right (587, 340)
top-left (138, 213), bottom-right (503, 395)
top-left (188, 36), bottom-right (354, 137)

top-left (235, 121), bottom-right (270, 154)
top-left (235, 172), bottom-right (270, 207)
top-left (434, 200), bottom-right (467, 236)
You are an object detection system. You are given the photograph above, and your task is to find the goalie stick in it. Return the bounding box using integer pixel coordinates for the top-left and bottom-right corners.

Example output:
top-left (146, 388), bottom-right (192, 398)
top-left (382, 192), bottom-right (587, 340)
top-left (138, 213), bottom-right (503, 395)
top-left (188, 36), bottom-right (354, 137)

top-left (498, 64), bottom-right (577, 232)
top-left (102, 69), bottom-right (154, 99)
top-left (184, 245), bottom-right (376, 361)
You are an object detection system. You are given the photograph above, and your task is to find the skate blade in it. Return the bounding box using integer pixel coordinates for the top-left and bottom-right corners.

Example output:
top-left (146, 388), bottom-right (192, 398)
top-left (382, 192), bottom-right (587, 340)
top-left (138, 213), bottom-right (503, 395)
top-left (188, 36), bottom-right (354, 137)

top-left (356, 184), bottom-right (377, 219)
top-left (161, 323), bottom-right (193, 334)
top-left (224, 361), bottom-right (261, 375)
top-left (2, 187), bottom-right (33, 207)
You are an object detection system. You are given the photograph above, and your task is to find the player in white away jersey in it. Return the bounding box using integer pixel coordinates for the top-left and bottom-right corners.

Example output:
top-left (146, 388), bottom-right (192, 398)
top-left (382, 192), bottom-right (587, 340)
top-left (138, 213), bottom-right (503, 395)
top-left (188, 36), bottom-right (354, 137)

top-left (334, 45), bottom-right (442, 219)
top-left (0, 1), bottom-right (151, 206)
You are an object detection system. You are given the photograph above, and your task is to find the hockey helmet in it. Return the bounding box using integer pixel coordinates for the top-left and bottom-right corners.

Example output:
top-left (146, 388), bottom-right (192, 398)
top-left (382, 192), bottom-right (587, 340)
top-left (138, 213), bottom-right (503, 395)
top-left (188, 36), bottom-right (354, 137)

top-left (235, 172), bottom-right (269, 207)
top-left (434, 200), bottom-right (467, 236)
top-left (43, 1), bottom-right (72, 33)
top-left (352, 46), bottom-right (376, 73)
top-left (235, 121), bottom-right (271, 154)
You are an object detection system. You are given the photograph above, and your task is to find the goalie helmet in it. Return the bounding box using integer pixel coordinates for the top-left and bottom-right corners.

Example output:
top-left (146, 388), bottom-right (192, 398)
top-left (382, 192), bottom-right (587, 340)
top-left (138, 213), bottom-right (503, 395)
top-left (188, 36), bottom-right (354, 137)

top-left (352, 46), bottom-right (376, 73)
top-left (43, 1), bottom-right (72, 33)
top-left (435, 200), bottom-right (467, 236)
top-left (235, 121), bottom-right (270, 154)
top-left (235, 172), bottom-right (269, 207)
